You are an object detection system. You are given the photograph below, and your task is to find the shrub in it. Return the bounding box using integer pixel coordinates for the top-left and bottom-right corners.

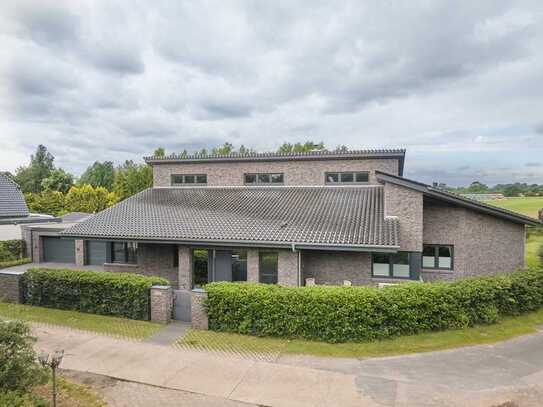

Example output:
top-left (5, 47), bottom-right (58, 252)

top-left (0, 240), bottom-right (26, 262)
top-left (22, 268), bottom-right (169, 320)
top-left (0, 321), bottom-right (48, 394)
top-left (0, 258), bottom-right (31, 270)
top-left (205, 268), bottom-right (543, 343)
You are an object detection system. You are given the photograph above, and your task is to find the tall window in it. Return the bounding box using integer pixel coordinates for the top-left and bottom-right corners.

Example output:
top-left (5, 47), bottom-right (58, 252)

top-left (111, 242), bottom-right (138, 264)
top-left (325, 171), bottom-right (369, 184)
top-left (192, 249), bottom-right (209, 288)
top-left (259, 252), bottom-right (278, 284)
top-left (232, 250), bottom-right (247, 281)
top-left (244, 173), bottom-right (284, 185)
top-left (372, 252), bottom-right (411, 278)
top-left (171, 174), bottom-right (207, 185)
top-left (422, 245), bottom-right (453, 270)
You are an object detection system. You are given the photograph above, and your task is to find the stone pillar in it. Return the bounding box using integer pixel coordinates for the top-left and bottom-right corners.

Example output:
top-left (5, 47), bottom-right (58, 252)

top-left (278, 250), bottom-right (299, 286)
top-left (191, 289), bottom-right (208, 330)
top-left (75, 240), bottom-right (85, 266)
top-left (0, 270), bottom-right (25, 303)
top-left (150, 285), bottom-right (173, 323)
top-left (247, 249), bottom-right (259, 283)
top-left (32, 233), bottom-right (43, 263)
top-left (178, 246), bottom-right (192, 290)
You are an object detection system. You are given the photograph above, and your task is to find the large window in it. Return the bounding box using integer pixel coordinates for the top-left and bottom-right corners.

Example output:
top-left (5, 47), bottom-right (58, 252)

top-left (244, 173), bottom-right (284, 185)
top-left (111, 242), bottom-right (138, 264)
top-left (372, 252), bottom-right (411, 278)
top-left (259, 252), bottom-right (278, 284)
top-left (171, 174), bottom-right (207, 185)
top-left (422, 245), bottom-right (453, 270)
top-left (325, 171), bottom-right (369, 184)
top-left (192, 249), bottom-right (209, 288)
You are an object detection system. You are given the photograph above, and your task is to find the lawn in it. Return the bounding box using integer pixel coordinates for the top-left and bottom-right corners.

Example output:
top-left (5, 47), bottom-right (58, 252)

top-left (487, 196), bottom-right (543, 219)
top-left (32, 376), bottom-right (107, 407)
top-left (178, 309), bottom-right (543, 358)
top-left (0, 302), bottom-right (163, 340)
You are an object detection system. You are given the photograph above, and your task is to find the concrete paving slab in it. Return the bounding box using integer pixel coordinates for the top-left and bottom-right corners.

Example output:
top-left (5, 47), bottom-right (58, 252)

top-left (145, 321), bottom-right (190, 346)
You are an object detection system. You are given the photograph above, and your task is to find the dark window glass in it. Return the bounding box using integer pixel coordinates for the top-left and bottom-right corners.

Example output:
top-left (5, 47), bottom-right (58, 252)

top-left (232, 250), bottom-right (247, 281)
top-left (373, 252), bottom-right (411, 278)
top-left (184, 175), bottom-right (195, 184)
top-left (422, 245), bottom-right (436, 268)
top-left (392, 252), bottom-right (410, 278)
top-left (173, 245), bottom-right (179, 267)
top-left (171, 175), bottom-right (184, 185)
top-left (196, 174), bottom-right (207, 184)
top-left (192, 249), bottom-right (209, 288)
top-left (258, 173), bottom-right (271, 183)
top-left (245, 174), bottom-right (257, 183)
top-left (326, 173), bottom-right (339, 183)
top-left (112, 242), bottom-right (125, 264)
top-left (372, 253), bottom-right (390, 277)
top-left (259, 252), bottom-right (278, 284)
top-left (340, 172), bottom-right (354, 183)
top-left (271, 173), bottom-right (284, 183)
top-left (355, 172), bottom-right (369, 182)
top-left (438, 246), bottom-right (452, 269)
top-left (112, 242), bottom-right (137, 264)
top-left (422, 245), bottom-right (453, 270)
top-left (126, 242), bottom-right (138, 264)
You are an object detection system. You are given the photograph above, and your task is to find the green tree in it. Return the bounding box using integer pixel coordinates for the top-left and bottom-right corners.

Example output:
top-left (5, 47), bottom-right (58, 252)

top-left (179, 149), bottom-right (189, 158)
top-left (0, 321), bottom-right (48, 393)
top-left (212, 142), bottom-right (234, 155)
top-left (153, 147), bottom-right (166, 157)
top-left (14, 145), bottom-right (55, 193)
top-left (465, 181), bottom-right (489, 194)
top-left (65, 184), bottom-right (117, 213)
top-left (277, 141), bottom-right (326, 153)
top-left (41, 168), bottom-right (74, 193)
top-left (24, 191), bottom-right (65, 216)
top-left (113, 161), bottom-right (152, 201)
top-left (238, 145), bottom-right (255, 155)
top-left (335, 145), bottom-right (349, 152)
top-left (79, 161), bottom-right (115, 191)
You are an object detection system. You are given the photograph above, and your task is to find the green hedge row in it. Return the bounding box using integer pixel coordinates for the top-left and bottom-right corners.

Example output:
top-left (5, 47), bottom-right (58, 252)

top-left (0, 258), bottom-right (31, 270)
top-left (0, 240), bottom-right (25, 262)
top-left (22, 268), bottom-right (169, 320)
top-left (205, 268), bottom-right (543, 343)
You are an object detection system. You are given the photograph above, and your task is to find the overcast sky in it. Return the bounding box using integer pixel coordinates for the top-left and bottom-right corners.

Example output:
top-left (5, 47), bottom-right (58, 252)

top-left (1, 0), bottom-right (542, 186)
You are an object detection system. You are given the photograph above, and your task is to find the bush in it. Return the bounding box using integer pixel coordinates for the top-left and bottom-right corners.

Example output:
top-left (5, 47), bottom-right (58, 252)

top-left (0, 390), bottom-right (47, 407)
top-left (0, 258), bottom-right (31, 270)
top-left (0, 321), bottom-right (48, 394)
top-left (22, 268), bottom-right (169, 320)
top-left (205, 268), bottom-right (543, 343)
top-left (0, 240), bottom-right (26, 262)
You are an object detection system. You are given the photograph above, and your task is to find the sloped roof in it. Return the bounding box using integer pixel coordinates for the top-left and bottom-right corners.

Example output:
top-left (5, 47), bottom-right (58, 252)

top-left (144, 149), bottom-right (407, 176)
top-left (0, 174), bottom-right (29, 218)
top-left (61, 186), bottom-right (400, 251)
top-left (375, 171), bottom-right (541, 226)
top-left (60, 212), bottom-right (92, 223)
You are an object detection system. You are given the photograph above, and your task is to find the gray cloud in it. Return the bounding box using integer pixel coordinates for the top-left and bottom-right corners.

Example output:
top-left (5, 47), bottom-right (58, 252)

top-left (0, 0), bottom-right (542, 183)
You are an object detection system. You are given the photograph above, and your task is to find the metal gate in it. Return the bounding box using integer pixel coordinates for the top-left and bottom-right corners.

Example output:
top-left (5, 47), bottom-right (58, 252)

top-left (173, 289), bottom-right (191, 322)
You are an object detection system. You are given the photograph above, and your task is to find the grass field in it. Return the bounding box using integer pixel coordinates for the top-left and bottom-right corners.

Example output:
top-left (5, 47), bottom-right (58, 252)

top-left (487, 196), bottom-right (543, 219)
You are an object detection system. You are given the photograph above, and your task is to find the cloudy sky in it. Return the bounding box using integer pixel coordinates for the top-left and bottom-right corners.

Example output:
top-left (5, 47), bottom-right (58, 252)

top-left (1, 0), bottom-right (542, 186)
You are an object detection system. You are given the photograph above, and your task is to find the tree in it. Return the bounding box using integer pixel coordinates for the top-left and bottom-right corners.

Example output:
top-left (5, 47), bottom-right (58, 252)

top-left (41, 168), bottom-right (74, 193)
top-left (14, 145), bottom-right (55, 193)
top-left (79, 161), bottom-right (115, 191)
top-left (153, 147), bottom-right (166, 157)
top-left (179, 149), bottom-right (189, 158)
top-left (335, 145), bottom-right (349, 152)
top-left (24, 191), bottom-right (65, 216)
top-left (212, 142), bottom-right (234, 155)
top-left (465, 181), bottom-right (489, 194)
top-left (113, 161), bottom-right (152, 201)
top-left (65, 184), bottom-right (117, 213)
top-left (277, 141), bottom-right (326, 153)
top-left (238, 145), bottom-right (255, 155)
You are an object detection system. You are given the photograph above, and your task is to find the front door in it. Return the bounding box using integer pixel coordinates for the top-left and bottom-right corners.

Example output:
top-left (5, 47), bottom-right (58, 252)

top-left (213, 250), bottom-right (232, 281)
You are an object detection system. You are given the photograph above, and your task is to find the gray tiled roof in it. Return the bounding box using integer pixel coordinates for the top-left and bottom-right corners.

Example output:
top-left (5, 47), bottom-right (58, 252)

top-left (0, 174), bottom-right (29, 218)
top-left (61, 186), bottom-right (399, 249)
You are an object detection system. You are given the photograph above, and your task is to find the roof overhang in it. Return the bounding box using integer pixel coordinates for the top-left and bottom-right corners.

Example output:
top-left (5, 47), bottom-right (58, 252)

top-left (0, 216), bottom-right (62, 226)
top-left (375, 171), bottom-right (541, 226)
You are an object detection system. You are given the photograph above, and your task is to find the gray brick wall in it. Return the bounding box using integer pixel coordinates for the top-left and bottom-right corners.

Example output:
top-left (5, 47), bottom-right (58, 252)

top-left (191, 290), bottom-right (208, 330)
top-left (247, 249), bottom-right (259, 283)
top-left (150, 285), bottom-right (173, 323)
top-left (178, 246), bottom-right (192, 290)
top-left (278, 250), bottom-right (299, 286)
top-left (75, 239), bottom-right (85, 266)
top-left (302, 250), bottom-right (373, 285)
top-left (384, 182), bottom-right (423, 252)
top-left (153, 158), bottom-right (400, 187)
top-left (0, 271), bottom-right (24, 303)
top-left (422, 201), bottom-right (525, 280)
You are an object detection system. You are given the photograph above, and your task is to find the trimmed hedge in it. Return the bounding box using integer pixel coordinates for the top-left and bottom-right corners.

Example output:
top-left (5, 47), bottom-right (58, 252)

top-left (0, 258), bottom-right (31, 270)
top-left (205, 267), bottom-right (543, 343)
top-left (0, 240), bottom-right (25, 262)
top-left (22, 268), bottom-right (169, 320)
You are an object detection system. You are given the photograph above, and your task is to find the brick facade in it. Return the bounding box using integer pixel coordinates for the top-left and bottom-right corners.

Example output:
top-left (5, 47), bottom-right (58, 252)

top-left (150, 285), bottom-right (173, 323)
top-left (75, 239), bottom-right (85, 266)
top-left (0, 270), bottom-right (24, 303)
top-left (278, 250), bottom-right (299, 286)
top-left (247, 249), bottom-right (259, 282)
top-left (178, 246), bottom-right (192, 289)
top-left (422, 200), bottom-right (525, 281)
top-left (191, 290), bottom-right (208, 330)
top-left (153, 158), bottom-right (401, 187)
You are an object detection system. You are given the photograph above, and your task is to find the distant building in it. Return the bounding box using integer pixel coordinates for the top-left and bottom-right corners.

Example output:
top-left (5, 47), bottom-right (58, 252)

top-left (462, 193), bottom-right (505, 201)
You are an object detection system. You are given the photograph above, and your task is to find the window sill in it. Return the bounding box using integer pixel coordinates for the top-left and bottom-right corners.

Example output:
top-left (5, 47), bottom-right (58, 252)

top-left (371, 276), bottom-right (413, 281)
top-left (104, 262), bottom-right (138, 268)
top-left (421, 268), bottom-right (454, 274)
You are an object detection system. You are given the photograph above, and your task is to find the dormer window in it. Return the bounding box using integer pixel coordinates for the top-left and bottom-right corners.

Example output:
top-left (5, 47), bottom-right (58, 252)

top-left (171, 174), bottom-right (207, 185)
top-left (245, 173), bottom-right (284, 184)
top-left (325, 171), bottom-right (369, 184)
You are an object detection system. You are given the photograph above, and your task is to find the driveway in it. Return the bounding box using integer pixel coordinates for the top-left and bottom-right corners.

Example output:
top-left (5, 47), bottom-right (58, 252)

top-left (34, 324), bottom-right (543, 407)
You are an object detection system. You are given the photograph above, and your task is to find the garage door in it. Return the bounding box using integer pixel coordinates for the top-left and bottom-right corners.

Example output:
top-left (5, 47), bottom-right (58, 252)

top-left (42, 237), bottom-right (75, 263)
top-left (86, 241), bottom-right (107, 265)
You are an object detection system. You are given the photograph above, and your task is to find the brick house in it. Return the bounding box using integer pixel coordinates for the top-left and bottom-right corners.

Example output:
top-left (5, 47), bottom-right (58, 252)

top-left (25, 149), bottom-right (538, 294)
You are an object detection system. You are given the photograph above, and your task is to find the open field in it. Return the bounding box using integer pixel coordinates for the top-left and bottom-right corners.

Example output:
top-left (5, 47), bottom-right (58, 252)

top-left (487, 196), bottom-right (543, 219)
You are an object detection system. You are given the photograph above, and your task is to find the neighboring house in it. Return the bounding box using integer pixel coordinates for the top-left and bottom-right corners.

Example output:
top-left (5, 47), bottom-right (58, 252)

top-left (39, 148), bottom-right (539, 293)
top-left (0, 174), bottom-right (60, 241)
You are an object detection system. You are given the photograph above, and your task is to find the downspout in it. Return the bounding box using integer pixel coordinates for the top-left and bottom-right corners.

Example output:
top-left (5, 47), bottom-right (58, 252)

top-left (291, 243), bottom-right (302, 287)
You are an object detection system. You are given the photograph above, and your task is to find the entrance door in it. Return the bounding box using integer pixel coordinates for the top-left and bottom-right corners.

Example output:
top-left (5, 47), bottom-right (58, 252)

top-left (213, 250), bottom-right (232, 281)
top-left (86, 241), bottom-right (107, 265)
top-left (43, 237), bottom-right (75, 263)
